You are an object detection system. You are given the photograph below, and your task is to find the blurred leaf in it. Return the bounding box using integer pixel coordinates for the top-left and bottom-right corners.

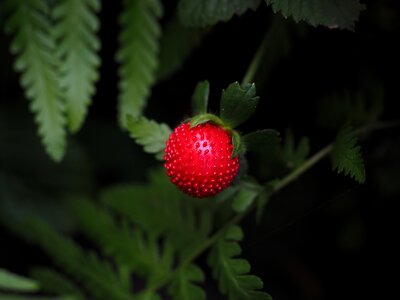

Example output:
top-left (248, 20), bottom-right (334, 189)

top-left (0, 269), bottom-right (39, 292)
top-left (30, 268), bottom-right (84, 300)
top-left (282, 129), bottom-right (310, 169)
top-left (317, 85), bottom-right (384, 129)
top-left (102, 168), bottom-right (214, 258)
top-left (178, 0), bottom-right (260, 27)
top-left (157, 16), bottom-right (206, 81)
top-left (232, 181), bottom-right (261, 213)
top-left (191, 81), bottom-right (210, 115)
top-left (331, 125), bottom-right (365, 183)
top-left (68, 196), bottom-right (173, 283)
top-left (265, 0), bottom-right (365, 30)
top-left (242, 129), bottom-right (281, 154)
top-left (220, 82), bottom-right (259, 128)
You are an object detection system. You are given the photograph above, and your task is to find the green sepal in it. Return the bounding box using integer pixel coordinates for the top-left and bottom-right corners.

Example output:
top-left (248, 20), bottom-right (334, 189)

top-left (220, 82), bottom-right (259, 128)
top-left (191, 80), bottom-right (210, 115)
top-left (231, 131), bottom-right (244, 158)
top-left (242, 129), bottom-right (281, 154)
top-left (190, 113), bottom-right (225, 128)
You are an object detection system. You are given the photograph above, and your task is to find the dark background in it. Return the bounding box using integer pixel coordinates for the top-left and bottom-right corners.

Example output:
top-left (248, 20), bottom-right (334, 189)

top-left (1, 0), bottom-right (400, 299)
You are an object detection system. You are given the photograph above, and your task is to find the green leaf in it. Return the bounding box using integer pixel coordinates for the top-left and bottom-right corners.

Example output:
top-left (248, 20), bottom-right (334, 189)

top-left (331, 125), bottom-right (365, 183)
top-left (22, 218), bottom-right (131, 300)
top-left (53, 0), bottom-right (101, 132)
top-left (117, 0), bottom-right (163, 127)
top-left (126, 115), bottom-right (172, 160)
top-left (0, 269), bottom-right (39, 292)
top-left (232, 182), bottom-right (261, 213)
top-left (157, 16), bottom-right (206, 81)
top-left (208, 225), bottom-right (272, 300)
top-left (282, 129), bottom-right (310, 169)
top-left (168, 264), bottom-right (206, 300)
top-left (242, 129), bottom-right (281, 154)
top-left (30, 268), bottom-right (84, 300)
top-left (220, 82), bottom-right (259, 128)
top-left (68, 196), bottom-right (173, 283)
top-left (5, 0), bottom-right (66, 161)
top-left (317, 84), bottom-right (384, 129)
top-left (178, 0), bottom-right (261, 27)
top-left (191, 81), bottom-right (210, 115)
top-left (102, 168), bottom-right (213, 258)
top-left (265, 0), bottom-right (365, 30)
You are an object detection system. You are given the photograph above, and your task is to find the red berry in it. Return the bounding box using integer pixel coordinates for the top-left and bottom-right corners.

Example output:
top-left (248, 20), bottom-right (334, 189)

top-left (164, 122), bottom-right (239, 198)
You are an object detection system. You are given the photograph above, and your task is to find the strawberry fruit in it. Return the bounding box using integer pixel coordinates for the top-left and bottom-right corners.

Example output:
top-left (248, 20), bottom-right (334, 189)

top-left (164, 122), bottom-right (239, 198)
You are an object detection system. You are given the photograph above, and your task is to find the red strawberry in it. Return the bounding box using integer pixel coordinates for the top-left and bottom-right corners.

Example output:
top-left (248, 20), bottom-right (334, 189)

top-left (164, 122), bottom-right (239, 198)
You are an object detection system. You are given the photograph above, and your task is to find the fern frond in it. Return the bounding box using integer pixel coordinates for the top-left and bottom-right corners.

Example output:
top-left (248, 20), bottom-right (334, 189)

top-left (68, 196), bottom-right (173, 283)
top-left (157, 16), bottom-right (205, 81)
top-left (116, 0), bottom-right (163, 127)
top-left (102, 168), bottom-right (213, 258)
top-left (30, 268), bottom-right (85, 300)
top-left (168, 264), bottom-right (206, 300)
top-left (331, 125), bottom-right (366, 183)
top-left (24, 218), bottom-right (131, 300)
top-left (126, 116), bottom-right (172, 160)
top-left (5, 0), bottom-right (66, 161)
top-left (208, 225), bottom-right (271, 300)
top-left (53, 0), bottom-right (101, 132)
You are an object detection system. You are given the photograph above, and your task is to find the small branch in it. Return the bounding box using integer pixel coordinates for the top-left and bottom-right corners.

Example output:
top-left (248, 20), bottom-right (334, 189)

top-left (241, 30), bottom-right (270, 85)
top-left (151, 120), bottom-right (400, 292)
top-left (273, 144), bottom-right (333, 192)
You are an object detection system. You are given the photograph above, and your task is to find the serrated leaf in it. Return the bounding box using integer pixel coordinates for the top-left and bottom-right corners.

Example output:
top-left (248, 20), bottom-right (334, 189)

top-left (331, 125), bottom-right (366, 183)
top-left (168, 264), bottom-right (206, 300)
top-left (53, 0), bottom-right (101, 132)
top-left (191, 81), bottom-right (210, 115)
top-left (126, 116), bottom-right (172, 160)
top-left (102, 168), bottom-right (213, 257)
top-left (220, 82), bottom-right (259, 128)
top-left (5, 0), bottom-right (66, 161)
top-left (117, 0), bottom-right (163, 127)
top-left (208, 225), bottom-right (271, 300)
top-left (21, 218), bottom-right (132, 300)
top-left (242, 129), bottom-right (281, 154)
top-left (157, 16), bottom-right (206, 81)
top-left (178, 0), bottom-right (260, 27)
top-left (0, 269), bottom-right (39, 292)
top-left (265, 0), bottom-right (365, 30)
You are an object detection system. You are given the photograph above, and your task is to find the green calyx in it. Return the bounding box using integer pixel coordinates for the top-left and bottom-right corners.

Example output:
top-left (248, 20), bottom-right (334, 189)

top-left (189, 113), bottom-right (245, 158)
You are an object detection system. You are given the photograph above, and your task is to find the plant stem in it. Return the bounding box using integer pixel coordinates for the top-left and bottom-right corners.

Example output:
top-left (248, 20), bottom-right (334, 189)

top-left (273, 144), bottom-right (333, 192)
top-left (152, 119), bottom-right (400, 293)
top-left (241, 31), bottom-right (270, 85)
